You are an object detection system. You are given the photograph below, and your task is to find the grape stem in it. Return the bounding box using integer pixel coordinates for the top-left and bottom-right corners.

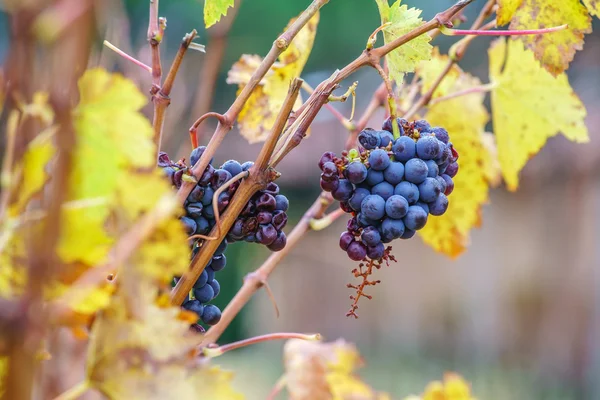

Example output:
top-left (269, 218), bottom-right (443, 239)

top-left (102, 40), bottom-right (153, 73)
top-left (202, 332), bottom-right (321, 357)
top-left (309, 208), bottom-right (346, 231)
top-left (441, 23), bottom-right (568, 36)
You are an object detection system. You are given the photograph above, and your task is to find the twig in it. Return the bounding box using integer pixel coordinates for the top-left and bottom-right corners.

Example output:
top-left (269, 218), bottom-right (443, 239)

top-left (302, 81), bottom-right (351, 129)
top-left (345, 82), bottom-right (387, 149)
top-left (441, 24), bottom-right (568, 36)
top-left (189, 112), bottom-right (227, 148)
top-left (102, 40), bottom-right (152, 73)
top-left (429, 82), bottom-right (497, 105)
top-left (147, 0), bottom-right (163, 87)
top-left (373, 63), bottom-right (396, 119)
top-left (202, 332), bottom-right (320, 357)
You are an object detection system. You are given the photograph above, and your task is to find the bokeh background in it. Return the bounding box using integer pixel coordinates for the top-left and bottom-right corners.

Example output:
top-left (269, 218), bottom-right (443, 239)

top-left (2, 0), bottom-right (600, 399)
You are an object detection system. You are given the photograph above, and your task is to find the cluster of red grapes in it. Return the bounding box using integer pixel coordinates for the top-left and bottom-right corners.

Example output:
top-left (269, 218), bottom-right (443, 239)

top-left (159, 147), bottom-right (289, 327)
top-left (319, 117), bottom-right (458, 262)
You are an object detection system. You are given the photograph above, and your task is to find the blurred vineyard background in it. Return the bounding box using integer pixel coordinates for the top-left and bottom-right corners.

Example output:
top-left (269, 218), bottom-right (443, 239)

top-left (2, 0), bottom-right (599, 399)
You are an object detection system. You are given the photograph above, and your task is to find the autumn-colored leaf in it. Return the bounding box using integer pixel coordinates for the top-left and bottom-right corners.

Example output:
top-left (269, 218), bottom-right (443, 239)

top-left (496, 0), bottom-right (524, 25)
top-left (375, 0), bottom-right (432, 87)
top-left (0, 356), bottom-right (7, 398)
top-left (227, 12), bottom-right (319, 143)
top-left (416, 47), bottom-right (460, 99)
top-left (283, 338), bottom-right (390, 400)
top-left (419, 70), bottom-right (497, 257)
top-left (204, 0), bottom-right (235, 28)
top-left (404, 372), bottom-right (476, 400)
top-left (488, 38), bottom-right (588, 191)
top-left (583, 0), bottom-right (600, 16)
top-left (509, 0), bottom-right (591, 75)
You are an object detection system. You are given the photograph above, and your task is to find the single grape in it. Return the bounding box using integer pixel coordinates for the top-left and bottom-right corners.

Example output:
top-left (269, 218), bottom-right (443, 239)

top-left (431, 127), bottom-right (449, 144)
top-left (368, 149), bottom-right (390, 171)
top-left (215, 239), bottom-right (227, 255)
top-left (244, 234), bottom-right (257, 243)
top-left (357, 212), bottom-right (379, 228)
top-left (186, 202), bottom-right (204, 219)
top-left (229, 218), bottom-right (244, 240)
top-left (429, 193), bottom-right (449, 216)
top-left (382, 117), bottom-right (406, 135)
top-left (202, 304), bottom-right (222, 325)
top-left (400, 228), bottom-right (416, 239)
top-left (425, 160), bottom-right (439, 178)
top-left (416, 136), bottom-right (440, 160)
top-left (348, 187), bottom-right (370, 212)
top-left (371, 181), bottom-right (395, 200)
top-left (221, 160), bottom-right (243, 177)
top-left (267, 231), bottom-right (287, 251)
top-left (320, 177), bottom-right (339, 192)
top-left (381, 218), bottom-right (405, 240)
top-left (378, 130), bottom-right (395, 148)
top-left (414, 119), bottom-right (431, 132)
top-left (180, 217), bottom-right (197, 235)
top-left (367, 242), bottom-right (385, 259)
top-left (187, 185), bottom-right (206, 203)
top-left (441, 174), bottom-right (454, 195)
top-left (241, 200), bottom-right (256, 216)
top-left (416, 201), bottom-right (430, 214)
top-left (383, 162), bottom-right (405, 185)
top-left (203, 203), bottom-right (215, 219)
top-left (361, 194), bottom-right (386, 220)
top-left (193, 270), bottom-right (209, 288)
top-left (358, 128), bottom-right (381, 150)
top-left (445, 162), bottom-right (459, 178)
top-left (194, 216), bottom-right (210, 235)
top-left (209, 279), bottom-right (220, 299)
top-left (275, 195), bottom-right (289, 211)
top-left (339, 231), bottom-right (354, 250)
top-left (345, 161), bottom-right (368, 184)
top-left (190, 146), bottom-right (207, 166)
top-left (212, 169), bottom-right (233, 188)
top-left (201, 186), bottom-right (215, 206)
top-left (392, 136), bottom-right (416, 162)
top-left (361, 226), bottom-right (381, 247)
top-left (319, 152), bottom-right (336, 170)
top-left (418, 177), bottom-right (442, 203)
top-left (403, 205), bottom-right (428, 230)
top-left (347, 241), bottom-right (367, 261)
top-left (256, 193), bottom-right (276, 211)
top-left (241, 161), bottom-right (254, 171)
top-left (385, 195), bottom-right (409, 219)
top-left (257, 210), bottom-right (273, 224)
top-left (332, 179), bottom-right (354, 202)
top-left (183, 299), bottom-right (204, 318)
top-left (394, 181), bottom-right (419, 205)
top-left (272, 210), bottom-right (288, 231)
top-left (198, 164), bottom-right (215, 186)
top-left (404, 158), bottom-right (428, 184)
top-left (322, 161), bottom-right (338, 176)
top-left (206, 266), bottom-right (215, 283)
top-left (211, 254), bottom-right (227, 271)
top-left (193, 284), bottom-right (214, 303)
top-left (365, 169), bottom-right (384, 186)
top-left (216, 192), bottom-right (230, 212)
top-left (435, 175), bottom-right (447, 194)
top-left (347, 217), bottom-right (360, 234)
top-left (257, 224), bottom-right (278, 246)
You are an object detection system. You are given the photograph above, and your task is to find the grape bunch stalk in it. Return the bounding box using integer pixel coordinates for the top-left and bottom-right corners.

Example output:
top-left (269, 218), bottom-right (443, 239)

top-left (319, 117), bottom-right (459, 317)
top-left (159, 147), bottom-right (289, 327)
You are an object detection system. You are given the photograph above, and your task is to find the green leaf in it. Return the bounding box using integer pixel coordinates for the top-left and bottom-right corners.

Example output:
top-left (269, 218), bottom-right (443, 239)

top-left (375, 0), bottom-right (432, 87)
top-left (204, 0), bottom-right (235, 28)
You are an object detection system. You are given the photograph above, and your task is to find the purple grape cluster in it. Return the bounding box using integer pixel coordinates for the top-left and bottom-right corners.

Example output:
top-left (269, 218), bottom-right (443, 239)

top-left (319, 117), bottom-right (458, 262)
top-left (159, 147), bottom-right (289, 326)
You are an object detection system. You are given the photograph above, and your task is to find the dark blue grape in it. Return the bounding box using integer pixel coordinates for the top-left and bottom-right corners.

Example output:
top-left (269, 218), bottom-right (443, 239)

top-left (201, 186), bottom-right (215, 206)
top-left (394, 181), bottom-right (419, 204)
top-left (368, 149), bottom-right (390, 171)
top-left (209, 279), bottom-right (220, 299)
top-left (431, 127), bottom-right (449, 144)
top-left (347, 217), bottom-right (360, 233)
top-left (381, 218), bottom-right (405, 240)
top-left (256, 224), bottom-right (278, 245)
top-left (257, 211), bottom-right (273, 224)
top-left (194, 270), bottom-right (209, 288)
top-left (400, 228), bottom-right (416, 239)
top-left (416, 201), bottom-right (430, 214)
top-left (332, 179), bottom-right (354, 202)
top-left (211, 169), bottom-right (232, 188)
top-left (217, 192), bottom-right (230, 212)
top-left (267, 232), bottom-right (287, 251)
top-left (404, 158), bottom-right (428, 184)
top-left (347, 241), bottom-right (367, 261)
top-left (206, 266), bottom-right (215, 283)
top-left (193, 284), bottom-right (214, 303)
top-left (361, 226), bottom-right (381, 247)
top-left (244, 234), bottom-right (257, 243)
top-left (186, 202), bottom-right (204, 218)
top-left (211, 254), bottom-right (227, 271)
top-left (181, 217), bottom-right (197, 235)
top-left (414, 119), bottom-right (431, 132)
top-left (446, 162), bottom-right (459, 178)
top-left (340, 231), bottom-right (354, 250)
top-left (403, 205), bottom-right (428, 230)
top-left (416, 136), bottom-right (440, 160)
top-left (275, 195), bottom-right (289, 211)
top-left (358, 128), bottom-right (381, 150)
top-left (418, 177), bottom-right (442, 203)
top-left (361, 194), bottom-right (386, 220)
top-left (383, 162), bottom-right (405, 185)
top-left (221, 160), bottom-right (243, 177)
top-left (429, 193), bottom-right (449, 216)
top-left (203, 203), bottom-right (215, 219)
top-left (425, 160), bottom-right (439, 178)
top-left (435, 175), bottom-right (447, 194)
top-left (392, 136), bottom-right (416, 162)
top-left (241, 161), bottom-right (254, 171)
top-left (216, 239), bottom-right (228, 255)
top-left (194, 216), bottom-right (210, 235)
top-left (378, 130), bottom-right (394, 148)
top-left (365, 169), bottom-right (384, 186)
top-left (183, 299), bottom-right (204, 318)
top-left (201, 304), bottom-right (221, 325)
top-left (187, 185), bottom-right (206, 203)
top-left (198, 164), bottom-right (215, 186)
top-left (382, 117), bottom-right (407, 135)
top-left (229, 219), bottom-right (244, 239)
top-left (345, 161), bottom-right (368, 184)
top-left (256, 193), bottom-right (276, 211)
top-left (272, 211), bottom-right (287, 231)
top-left (320, 177), bottom-right (339, 192)
top-left (349, 187), bottom-right (370, 212)
top-left (357, 212), bottom-right (379, 228)
top-left (367, 242), bottom-right (385, 259)
top-left (319, 152), bottom-right (336, 170)
top-left (441, 174), bottom-right (454, 195)
top-left (385, 195), bottom-right (409, 219)
top-left (371, 181), bottom-right (394, 200)
top-left (190, 146), bottom-right (207, 166)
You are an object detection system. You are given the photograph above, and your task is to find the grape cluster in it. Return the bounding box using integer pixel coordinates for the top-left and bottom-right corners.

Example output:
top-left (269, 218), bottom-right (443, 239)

top-left (159, 147), bottom-right (289, 326)
top-left (319, 117), bottom-right (458, 262)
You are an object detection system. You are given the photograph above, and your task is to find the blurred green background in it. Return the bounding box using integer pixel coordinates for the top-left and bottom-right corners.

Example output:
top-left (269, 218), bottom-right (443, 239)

top-left (2, 1), bottom-right (600, 399)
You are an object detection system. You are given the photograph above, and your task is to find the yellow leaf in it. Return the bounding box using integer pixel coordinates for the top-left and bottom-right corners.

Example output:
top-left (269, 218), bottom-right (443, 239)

top-left (488, 38), bottom-right (588, 191)
top-left (408, 373), bottom-right (476, 400)
top-left (204, 0), bottom-right (235, 28)
top-left (283, 338), bottom-right (389, 400)
top-left (376, 0), bottom-right (432, 87)
top-left (0, 356), bottom-right (7, 397)
top-left (509, 0), bottom-right (592, 75)
top-left (419, 72), bottom-right (493, 257)
top-left (496, 0), bottom-right (524, 25)
top-left (583, 0), bottom-right (600, 16)
top-left (416, 48), bottom-right (460, 99)
top-left (227, 12), bottom-right (319, 143)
